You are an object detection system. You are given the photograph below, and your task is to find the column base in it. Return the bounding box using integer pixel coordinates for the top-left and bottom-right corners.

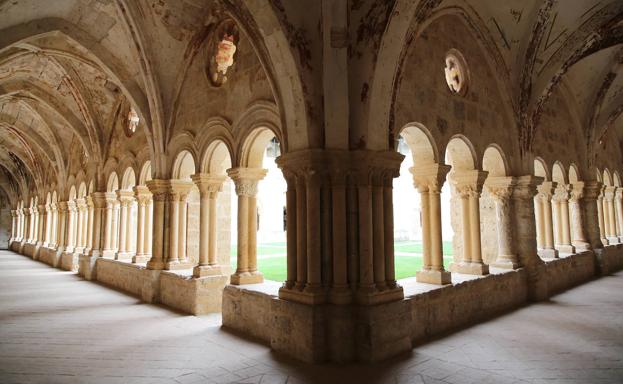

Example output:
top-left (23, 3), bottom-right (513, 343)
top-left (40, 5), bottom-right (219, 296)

top-left (230, 271), bottom-right (264, 285)
top-left (572, 241), bottom-right (591, 251)
top-left (491, 259), bottom-right (521, 269)
top-left (355, 285), bottom-right (404, 305)
top-left (555, 244), bottom-right (576, 254)
top-left (102, 249), bottom-right (117, 259)
top-left (164, 260), bottom-right (193, 270)
top-left (132, 254), bottom-right (151, 263)
top-left (115, 252), bottom-right (133, 261)
top-left (416, 269), bottom-right (451, 285)
top-left (449, 261), bottom-right (489, 275)
top-left (328, 285), bottom-right (352, 304)
top-left (618, 236), bottom-right (623, 243)
top-left (146, 259), bottom-right (165, 270)
top-left (538, 248), bottom-right (559, 259)
top-left (193, 264), bottom-right (222, 277)
top-left (606, 237), bottom-right (620, 245)
top-left (601, 237), bottom-right (609, 246)
top-left (279, 285), bottom-right (327, 305)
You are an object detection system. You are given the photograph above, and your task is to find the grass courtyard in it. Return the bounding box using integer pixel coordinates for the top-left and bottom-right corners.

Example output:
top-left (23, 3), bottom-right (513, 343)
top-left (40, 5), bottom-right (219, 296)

top-left (231, 241), bottom-right (454, 282)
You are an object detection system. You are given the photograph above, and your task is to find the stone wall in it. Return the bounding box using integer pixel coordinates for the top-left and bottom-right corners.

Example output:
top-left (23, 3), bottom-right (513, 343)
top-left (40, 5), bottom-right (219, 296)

top-left (96, 258), bottom-right (146, 297)
top-left (544, 252), bottom-right (596, 295)
top-left (0, 208), bottom-right (10, 249)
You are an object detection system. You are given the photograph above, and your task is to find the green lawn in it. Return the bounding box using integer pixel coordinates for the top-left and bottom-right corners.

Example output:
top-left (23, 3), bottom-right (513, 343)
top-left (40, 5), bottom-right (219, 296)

top-left (231, 241), bottom-right (455, 282)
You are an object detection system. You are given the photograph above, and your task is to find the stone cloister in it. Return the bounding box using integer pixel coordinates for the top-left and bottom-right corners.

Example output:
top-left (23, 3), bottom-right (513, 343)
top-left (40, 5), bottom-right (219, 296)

top-left (1, 0), bottom-right (623, 368)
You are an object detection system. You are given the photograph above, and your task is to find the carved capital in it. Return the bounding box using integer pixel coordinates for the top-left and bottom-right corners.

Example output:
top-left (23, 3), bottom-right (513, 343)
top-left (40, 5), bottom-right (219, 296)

top-left (227, 167), bottom-right (267, 197)
top-left (569, 182), bottom-right (585, 202)
top-left (191, 173), bottom-right (226, 196)
top-left (410, 163), bottom-right (451, 194)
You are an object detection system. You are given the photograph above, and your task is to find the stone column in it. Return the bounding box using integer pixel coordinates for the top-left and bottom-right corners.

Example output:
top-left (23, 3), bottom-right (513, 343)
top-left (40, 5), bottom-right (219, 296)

top-left (84, 196), bottom-right (94, 254)
top-left (449, 170), bottom-right (489, 275)
top-left (111, 200), bottom-right (119, 252)
top-left (146, 180), bottom-right (168, 270)
top-left (74, 199), bottom-right (87, 255)
top-left (552, 185), bottom-right (575, 253)
top-left (597, 186), bottom-right (608, 245)
top-left (191, 174), bottom-right (226, 277)
top-left (87, 193), bottom-right (106, 257)
top-left (486, 177), bottom-right (520, 269)
top-left (36, 204), bottom-right (45, 247)
top-left (146, 199), bottom-right (153, 256)
top-left (582, 181), bottom-right (604, 249)
top-left (115, 191), bottom-right (132, 260)
top-left (411, 164), bottom-right (452, 284)
top-left (164, 180), bottom-right (193, 270)
top-left (512, 176), bottom-right (548, 301)
top-left (133, 186), bottom-right (152, 263)
top-left (102, 193), bottom-right (117, 258)
top-left (616, 188), bottom-right (623, 242)
top-left (10, 210), bottom-right (16, 242)
top-left (22, 208), bottom-right (31, 245)
top-left (569, 182), bottom-right (590, 251)
top-left (329, 167), bottom-right (351, 303)
top-left (227, 168), bottom-right (267, 284)
top-left (536, 182), bottom-right (558, 258)
top-left (65, 201), bottom-right (76, 253)
top-left (56, 202), bottom-right (68, 254)
top-left (604, 186), bottom-right (619, 244)
top-left (43, 203), bottom-right (51, 247)
top-left (49, 203), bottom-right (58, 248)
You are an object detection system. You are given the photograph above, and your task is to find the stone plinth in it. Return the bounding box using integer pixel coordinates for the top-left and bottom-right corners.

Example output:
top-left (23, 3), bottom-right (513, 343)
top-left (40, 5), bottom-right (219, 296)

top-left (60, 251), bottom-right (78, 271)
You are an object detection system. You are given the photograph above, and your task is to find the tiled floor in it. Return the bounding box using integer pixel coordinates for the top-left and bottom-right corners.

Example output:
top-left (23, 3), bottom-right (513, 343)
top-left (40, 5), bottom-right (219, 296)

top-left (0, 250), bottom-right (622, 384)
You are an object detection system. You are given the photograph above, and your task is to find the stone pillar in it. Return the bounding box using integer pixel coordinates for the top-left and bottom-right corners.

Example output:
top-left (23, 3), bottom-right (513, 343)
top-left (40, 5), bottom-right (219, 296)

top-left (146, 180), bottom-right (168, 270)
top-left (146, 199), bottom-right (153, 256)
top-left (43, 203), bottom-right (51, 247)
top-left (536, 182), bottom-right (558, 258)
top-left (84, 196), bottom-right (94, 254)
top-left (552, 185), bottom-right (575, 253)
top-left (191, 174), bottom-right (226, 277)
top-left (111, 200), bottom-right (119, 253)
top-left (115, 191), bottom-right (133, 260)
top-left (65, 201), bottom-right (76, 253)
top-left (133, 186), bottom-right (152, 263)
top-left (49, 203), bottom-right (58, 248)
top-left (411, 164), bottom-right (452, 284)
top-left (512, 176), bottom-right (548, 301)
top-left (73, 199), bottom-right (87, 254)
top-left (449, 170), bottom-right (489, 275)
top-left (569, 182), bottom-right (590, 251)
top-left (616, 188), bottom-right (623, 242)
top-left (87, 193), bottom-right (106, 257)
top-left (580, 181), bottom-right (603, 250)
top-left (486, 177), bottom-right (520, 269)
top-left (56, 202), bottom-right (68, 254)
top-left (604, 186), bottom-right (619, 244)
top-left (597, 186), bottom-right (608, 245)
top-left (102, 193), bottom-right (117, 258)
top-left (164, 180), bottom-right (193, 270)
top-left (228, 168), bottom-right (267, 284)
top-left (10, 210), bottom-right (16, 242)
top-left (36, 204), bottom-right (45, 247)
top-left (329, 168), bottom-right (351, 303)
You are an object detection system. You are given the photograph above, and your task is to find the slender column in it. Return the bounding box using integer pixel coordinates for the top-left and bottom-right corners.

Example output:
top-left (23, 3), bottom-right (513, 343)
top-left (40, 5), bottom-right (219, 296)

top-left (37, 204), bottom-right (45, 247)
top-left (552, 185), bottom-right (575, 253)
top-left (412, 164), bottom-right (452, 284)
top-left (56, 202), bottom-right (68, 253)
top-left (111, 201), bottom-right (119, 252)
top-left (133, 186), bottom-right (152, 263)
top-left (10, 210), bottom-right (16, 242)
top-left (372, 174), bottom-right (386, 290)
top-left (227, 168), bottom-right (267, 285)
top-left (305, 173), bottom-right (322, 293)
top-left (102, 193), bottom-right (116, 257)
top-left (449, 170), bottom-right (489, 275)
top-left (84, 197), bottom-right (94, 253)
top-left (74, 200), bottom-right (85, 252)
top-left (146, 199), bottom-right (153, 256)
top-left (536, 182), bottom-right (558, 258)
top-left (164, 180), bottom-right (193, 269)
top-left (191, 174), bottom-right (225, 277)
top-left (487, 177), bottom-right (520, 269)
top-left (604, 186), bottom-right (618, 244)
top-left (282, 171), bottom-right (297, 289)
top-left (597, 189), bottom-right (608, 245)
top-left (115, 191), bottom-right (132, 259)
top-left (88, 193), bottom-right (106, 257)
top-left (177, 191), bottom-right (189, 263)
top-left (65, 201), bottom-right (76, 253)
top-left (569, 182), bottom-right (590, 251)
top-left (23, 208), bottom-right (31, 243)
top-left (616, 188), bottom-right (623, 241)
top-left (295, 174), bottom-right (307, 289)
top-left (49, 204), bottom-right (58, 247)
top-left (43, 204), bottom-right (51, 247)
top-left (534, 196), bottom-right (544, 249)
top-left (146, 180), bottom-right (168, 270)
top-left (328, 169), bottom-right (350, 302)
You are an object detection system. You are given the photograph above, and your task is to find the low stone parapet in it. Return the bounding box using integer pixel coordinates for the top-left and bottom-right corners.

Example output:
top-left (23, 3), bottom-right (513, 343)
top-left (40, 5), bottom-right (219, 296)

top-left (544, 251), bottom-right (596, 295)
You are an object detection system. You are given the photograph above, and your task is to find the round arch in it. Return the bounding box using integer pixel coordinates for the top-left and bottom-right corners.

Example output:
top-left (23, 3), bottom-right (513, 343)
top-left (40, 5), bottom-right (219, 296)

top-left (202, 140), bottom-right (233, 175)
top-left (482, 145), bottom-right (508, 177)
top-left (121, 167), bottom-right (136, 191)
top-left (534, 157), bottom-right (549, 180)
top-left (603, 168), bottom-right (613, 186)
top-left (107, 172), bottom-right (119, 193)
top-left (398, 123), bottom-right (438, 165)
top-left (569, 164), bottom-right (581, 183)
top-left (138, 161), bottom-right (152, 185)
top-left (445, 136), bottom-right (477, 171)
top-left (552, 162), bottom-right (567, 184)
top-left (239, 127), bottom-right (280, 168)
top-left (172, 150), bottom-right (196, 180)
